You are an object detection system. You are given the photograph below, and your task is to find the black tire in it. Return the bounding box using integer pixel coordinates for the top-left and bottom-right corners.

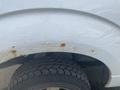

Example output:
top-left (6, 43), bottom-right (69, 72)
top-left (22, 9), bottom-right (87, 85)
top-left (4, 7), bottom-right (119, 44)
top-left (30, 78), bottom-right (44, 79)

top-left (9, 60), bottom-right (91, 90)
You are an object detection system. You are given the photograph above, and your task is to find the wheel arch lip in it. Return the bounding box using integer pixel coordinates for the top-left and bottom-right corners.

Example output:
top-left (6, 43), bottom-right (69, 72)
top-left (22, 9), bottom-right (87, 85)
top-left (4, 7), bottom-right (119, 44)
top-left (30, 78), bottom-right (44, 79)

top-left (0, 8), bottom-right (120, 28)
top-left (0, 8), bottom-right (120, 87)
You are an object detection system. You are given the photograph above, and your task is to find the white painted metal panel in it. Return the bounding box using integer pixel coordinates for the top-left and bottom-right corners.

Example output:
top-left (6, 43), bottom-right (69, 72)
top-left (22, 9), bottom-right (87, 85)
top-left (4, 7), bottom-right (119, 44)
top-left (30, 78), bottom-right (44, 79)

top-left (0, 0), bottom-right (120, 88)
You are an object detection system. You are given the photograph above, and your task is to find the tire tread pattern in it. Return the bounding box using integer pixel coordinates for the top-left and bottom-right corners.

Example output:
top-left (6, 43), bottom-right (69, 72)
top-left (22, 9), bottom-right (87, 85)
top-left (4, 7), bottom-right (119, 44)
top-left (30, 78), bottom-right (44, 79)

top-left (10, 60), bottom-right (90, 90)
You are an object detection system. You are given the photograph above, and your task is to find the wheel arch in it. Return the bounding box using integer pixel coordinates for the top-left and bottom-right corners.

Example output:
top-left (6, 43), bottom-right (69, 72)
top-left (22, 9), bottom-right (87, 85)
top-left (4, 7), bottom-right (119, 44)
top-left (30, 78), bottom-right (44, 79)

top-left (0, 8), bottom-right (120, 87)
top-left (0, 52), bottom-right (110, 88)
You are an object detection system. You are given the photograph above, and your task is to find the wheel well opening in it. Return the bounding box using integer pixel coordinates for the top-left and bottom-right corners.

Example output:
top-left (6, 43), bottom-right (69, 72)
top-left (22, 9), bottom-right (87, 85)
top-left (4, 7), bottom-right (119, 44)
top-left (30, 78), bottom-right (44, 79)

top-left (0, 52), bottom-right (110, 87)
top-left (28, 52), bottom-right (110, 87)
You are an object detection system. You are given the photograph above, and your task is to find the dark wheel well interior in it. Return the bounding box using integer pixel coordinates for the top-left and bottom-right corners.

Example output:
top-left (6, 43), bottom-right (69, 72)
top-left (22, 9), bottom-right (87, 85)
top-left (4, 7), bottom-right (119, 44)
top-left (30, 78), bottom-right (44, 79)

top-left (0, 52), bottom-right (110, 88)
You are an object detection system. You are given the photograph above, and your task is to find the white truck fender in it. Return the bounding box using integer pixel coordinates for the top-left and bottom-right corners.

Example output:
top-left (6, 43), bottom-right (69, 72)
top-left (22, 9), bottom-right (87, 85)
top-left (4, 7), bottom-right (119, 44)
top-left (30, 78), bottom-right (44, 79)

top-left (0, 0), bottom-right (120, 88)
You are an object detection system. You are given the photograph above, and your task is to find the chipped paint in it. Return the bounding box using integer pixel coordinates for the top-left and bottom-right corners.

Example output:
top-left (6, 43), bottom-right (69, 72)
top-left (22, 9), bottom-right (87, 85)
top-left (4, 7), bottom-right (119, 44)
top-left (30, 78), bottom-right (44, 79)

top-left (10, 46), bottom-right (17, 57)
top-left (60, 43), bottom-right (66, 47)
top-left (10, 49), bottom-right (17, 57)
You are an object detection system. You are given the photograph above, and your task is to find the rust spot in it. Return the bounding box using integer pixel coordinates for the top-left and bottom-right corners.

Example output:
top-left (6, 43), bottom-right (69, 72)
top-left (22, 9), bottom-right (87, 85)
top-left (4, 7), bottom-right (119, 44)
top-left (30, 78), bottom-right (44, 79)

top-left (60, 43), bottom-right (66, 47)
top-left (10, 46), bottom-right (17, 57)
top-left (11, 49), bottom-right (17, 57)
top-left (11, 49), bottom-right (17, 54)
